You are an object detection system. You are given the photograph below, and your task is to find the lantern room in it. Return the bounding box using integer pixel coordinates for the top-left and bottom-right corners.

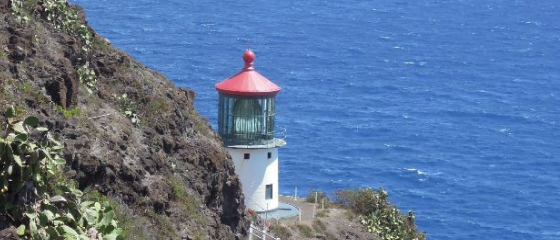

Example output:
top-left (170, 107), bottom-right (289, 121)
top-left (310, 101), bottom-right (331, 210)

top-left (215, 49), bottom-right (281, 146)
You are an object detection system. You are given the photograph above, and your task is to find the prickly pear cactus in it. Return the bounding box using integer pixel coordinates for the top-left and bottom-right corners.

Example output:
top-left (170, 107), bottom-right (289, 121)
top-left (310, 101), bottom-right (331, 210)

top-left (0, 106), bottom-right (124, 240)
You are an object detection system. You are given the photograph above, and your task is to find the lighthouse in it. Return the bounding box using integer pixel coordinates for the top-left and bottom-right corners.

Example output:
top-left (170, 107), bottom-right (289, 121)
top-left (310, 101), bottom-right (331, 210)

top-left (215, 49), bottom-right (286, 212)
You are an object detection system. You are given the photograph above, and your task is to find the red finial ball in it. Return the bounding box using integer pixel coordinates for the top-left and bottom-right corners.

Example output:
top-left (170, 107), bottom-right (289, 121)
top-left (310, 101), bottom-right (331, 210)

top-left (243, 49), bottom-right (255, 65)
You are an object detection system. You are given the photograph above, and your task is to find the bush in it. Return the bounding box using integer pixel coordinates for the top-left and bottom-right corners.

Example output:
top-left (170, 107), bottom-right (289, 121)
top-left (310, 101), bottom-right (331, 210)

top-left (335, 188), bottom-right (389, 215)
top-left (336, 188), bottom-right (426, 240)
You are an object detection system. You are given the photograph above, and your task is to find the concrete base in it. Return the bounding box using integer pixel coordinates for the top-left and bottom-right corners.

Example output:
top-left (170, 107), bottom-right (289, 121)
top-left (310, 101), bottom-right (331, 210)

top-left (257, 202), bottom-right (301, 220)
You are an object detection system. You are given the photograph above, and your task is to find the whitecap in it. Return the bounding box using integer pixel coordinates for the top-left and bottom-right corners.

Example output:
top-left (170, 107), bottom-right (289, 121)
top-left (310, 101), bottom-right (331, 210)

top-left (405, 168), bottom-right (425, 175)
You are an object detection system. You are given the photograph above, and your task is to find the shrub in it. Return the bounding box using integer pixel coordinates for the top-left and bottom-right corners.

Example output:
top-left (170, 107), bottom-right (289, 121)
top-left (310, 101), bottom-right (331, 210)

top-left (335, 188), bottom-right (389, 215)
top-left (336, 188), bottom-right (426, 240)
top-left (269, 224), bottom-right (292, 240)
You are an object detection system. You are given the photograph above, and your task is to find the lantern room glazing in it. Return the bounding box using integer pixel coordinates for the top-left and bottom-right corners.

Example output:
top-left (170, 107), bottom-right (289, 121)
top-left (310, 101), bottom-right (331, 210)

top-left (218, 94), bottom-right (276, 145)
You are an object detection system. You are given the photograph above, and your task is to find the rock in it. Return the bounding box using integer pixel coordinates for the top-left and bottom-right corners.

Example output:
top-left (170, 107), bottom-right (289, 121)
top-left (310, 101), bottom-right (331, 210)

top-left (0, 227), bottom-right (19, 240)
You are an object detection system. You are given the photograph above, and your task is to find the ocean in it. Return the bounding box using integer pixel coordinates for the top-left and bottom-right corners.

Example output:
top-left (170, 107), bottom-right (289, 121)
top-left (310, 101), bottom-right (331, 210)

top-left (70, 0), bottom-right (560, 239)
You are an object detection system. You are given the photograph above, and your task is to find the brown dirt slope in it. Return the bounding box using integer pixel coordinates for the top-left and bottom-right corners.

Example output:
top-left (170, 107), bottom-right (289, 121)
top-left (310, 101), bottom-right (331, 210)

top-left (0, 0), bottom-right (248, 239)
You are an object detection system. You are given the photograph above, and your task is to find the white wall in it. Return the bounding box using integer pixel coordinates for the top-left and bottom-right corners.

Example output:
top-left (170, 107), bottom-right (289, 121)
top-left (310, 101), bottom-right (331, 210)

top-left (228, 148), bottom-right (279, 212)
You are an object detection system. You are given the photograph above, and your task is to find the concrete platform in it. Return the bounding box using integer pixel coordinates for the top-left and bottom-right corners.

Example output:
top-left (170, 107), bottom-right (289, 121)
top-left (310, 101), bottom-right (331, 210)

top-left (257, 201), bottom-right (300, 220)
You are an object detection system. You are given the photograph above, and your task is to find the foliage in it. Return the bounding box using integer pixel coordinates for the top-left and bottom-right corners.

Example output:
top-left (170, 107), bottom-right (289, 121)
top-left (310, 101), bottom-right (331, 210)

top-left (335, 188), bottom-right (389, 215)
top-left (336, 188), bottom-right (426, 240)
top-left (269, 224), bottom-right (292, 240)
top-left (116, 93), bottom-right (139, 126)
top-left (312, 219), bottom-right (327, 233)
top-left (295, 223), bottom-right (314, 238)
top-left (170, 176), bottom-right (206, 225)
top-left (315, 209), bottom-right (329, 218)
top-left (142, 96), bottom-right (170, 126)
top-left (9, 0), bottom-right (30, 23)
top-left (0, 107), bottom-right (124, 240)
top-left (77, 62), bottom-right (97, 93)
top-left (56, 105), bottom-right (81, 118)
top-left (83, 190), bottom-right (148, 240)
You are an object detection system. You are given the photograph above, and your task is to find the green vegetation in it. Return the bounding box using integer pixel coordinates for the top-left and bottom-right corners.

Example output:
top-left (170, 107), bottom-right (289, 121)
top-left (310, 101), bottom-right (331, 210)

top-left (83, 190), bottom-right (148, 240)
top-left (116, 93), bottom-right (139, 126)
top-left (312, 219), bottom-right (327, 233)
top-left (9, 0), bottom-right (30, 23)
top-left (143, 96), bottom-right (170, 126)
top-left (295, 223), bottom-right (314, 238)
top-left (0, 107), bottom-right (124, 240)
top-left (336, 188), bottom-right (426, 240)
top-left (56, 105), bottom-right (81, 118)
top-left (269, 224), bottom-right (292, 240)
top-left (170, 176), bottom-right (206, 225)
top-left (77, 62), bottom-right (97, 93)
top-left (0, 49), bottom-right (8, 58)
top-left (146, 212), bottom-right (178, 239)
top-left (315, 209), bottom-right (329, 218)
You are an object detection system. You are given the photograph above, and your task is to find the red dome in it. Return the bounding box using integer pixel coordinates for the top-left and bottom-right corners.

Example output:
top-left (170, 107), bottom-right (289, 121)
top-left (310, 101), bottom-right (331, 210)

top-left (215, 49), bottom-right (281, 97)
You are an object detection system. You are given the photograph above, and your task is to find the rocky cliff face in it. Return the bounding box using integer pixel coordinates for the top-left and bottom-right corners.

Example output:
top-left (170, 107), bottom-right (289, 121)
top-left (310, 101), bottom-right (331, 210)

top-left (0, 0), bottom-right (248, 239)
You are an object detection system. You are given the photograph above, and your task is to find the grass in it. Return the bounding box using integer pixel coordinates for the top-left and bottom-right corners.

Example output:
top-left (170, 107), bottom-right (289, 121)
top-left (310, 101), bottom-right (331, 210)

top-left (296, 223), bottom-right (314, 238)
top-left (92, 35), bottom-right (112, 53)
top-left (315, 209), bottom-right (330, 218)
top-left (142, 96), bottom-right (170, 126)
top-left (56, 105), bottom-right (81, 118)
top-left (146, 212), bottom-right (179, 239)
top-left (270, 224), bottom-right (292, 240)
top-left (170, 175), bottom-right (207, 225)
top-left (0, 49), bottom-right (8, 58)
top-left (312, 219), bottom-right (327, 233)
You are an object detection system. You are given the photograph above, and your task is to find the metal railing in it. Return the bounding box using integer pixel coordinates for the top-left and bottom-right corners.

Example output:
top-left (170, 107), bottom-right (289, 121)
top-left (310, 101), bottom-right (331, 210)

top-left (223, 127), bottom-right (287, 147)
top-left (249, 223), bottom-right (280, 240)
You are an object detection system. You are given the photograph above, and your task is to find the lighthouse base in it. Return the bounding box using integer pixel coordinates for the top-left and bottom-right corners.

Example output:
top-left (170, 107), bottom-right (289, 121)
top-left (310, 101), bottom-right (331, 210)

top-left (227, 147), bottom-right (279, 212)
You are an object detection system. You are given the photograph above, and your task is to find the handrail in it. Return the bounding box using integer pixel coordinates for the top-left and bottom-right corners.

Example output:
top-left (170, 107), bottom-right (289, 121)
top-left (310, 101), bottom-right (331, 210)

top-left (249, 223), bottom-right (280, 240)
top-left (223, 127), bottom-right (287, 147)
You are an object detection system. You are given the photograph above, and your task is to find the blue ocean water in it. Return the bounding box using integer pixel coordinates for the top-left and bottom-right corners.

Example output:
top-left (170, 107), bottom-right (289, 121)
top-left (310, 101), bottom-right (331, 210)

top-left (70, 0), bottom-right (560, 239)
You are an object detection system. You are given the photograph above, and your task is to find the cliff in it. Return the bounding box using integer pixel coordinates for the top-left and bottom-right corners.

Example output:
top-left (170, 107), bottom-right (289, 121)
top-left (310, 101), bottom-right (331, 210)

top-left (0, 0), bottom-right (248, 239)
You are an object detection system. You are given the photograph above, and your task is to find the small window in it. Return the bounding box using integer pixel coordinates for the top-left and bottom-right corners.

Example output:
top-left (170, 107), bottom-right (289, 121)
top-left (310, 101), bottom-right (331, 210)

top-left (265, 184), bottom-right (273, 200)
top-left (244, 153), bottom-right (250, 160)
top-left (267, 152), bottom-right (272, 159)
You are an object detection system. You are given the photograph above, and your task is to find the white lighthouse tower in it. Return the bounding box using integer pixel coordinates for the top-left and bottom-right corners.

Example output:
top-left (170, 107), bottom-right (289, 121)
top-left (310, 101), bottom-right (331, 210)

top-left (215, 49), bottom-right (286, 212)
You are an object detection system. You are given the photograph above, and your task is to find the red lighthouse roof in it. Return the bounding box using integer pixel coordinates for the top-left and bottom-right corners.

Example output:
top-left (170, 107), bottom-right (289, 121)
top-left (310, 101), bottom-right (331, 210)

top-left (215, 49), bottom-right (281, 97)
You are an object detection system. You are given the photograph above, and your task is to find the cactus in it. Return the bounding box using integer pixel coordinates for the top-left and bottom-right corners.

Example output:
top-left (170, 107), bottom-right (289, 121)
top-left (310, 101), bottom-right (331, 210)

top-left (0, 107), bottom-right (124, 240)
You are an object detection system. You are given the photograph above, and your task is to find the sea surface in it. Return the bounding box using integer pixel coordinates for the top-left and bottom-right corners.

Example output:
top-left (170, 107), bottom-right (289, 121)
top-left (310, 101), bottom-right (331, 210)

top-left (70, 0), bottom-right (560, 239)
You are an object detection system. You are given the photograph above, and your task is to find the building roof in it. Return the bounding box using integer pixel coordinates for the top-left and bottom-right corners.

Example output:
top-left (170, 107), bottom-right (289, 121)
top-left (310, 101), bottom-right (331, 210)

top-left (215, 49), bottom-right (281, 97)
